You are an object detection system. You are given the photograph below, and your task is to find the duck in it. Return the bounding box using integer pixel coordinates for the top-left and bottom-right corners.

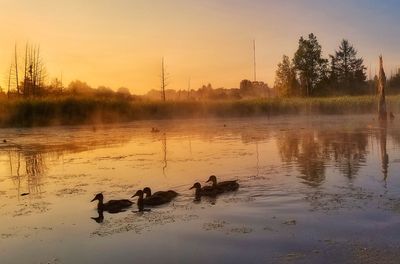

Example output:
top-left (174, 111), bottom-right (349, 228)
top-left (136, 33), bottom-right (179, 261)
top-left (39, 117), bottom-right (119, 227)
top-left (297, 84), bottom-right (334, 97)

top-left (131, 190), bottom-right (145, 212)
top-left (189, 182), bottom-right (218, 197)
top-left (151, 127), bottom-right (160, 133)
top-left (143, 187), bottom-right (178, 201)
top-left (91, 193), bottom-right (133, 213)
top-left (142, 194), bottom-right (169, 206)
top-left (206, 175), bottom-right (239, 192)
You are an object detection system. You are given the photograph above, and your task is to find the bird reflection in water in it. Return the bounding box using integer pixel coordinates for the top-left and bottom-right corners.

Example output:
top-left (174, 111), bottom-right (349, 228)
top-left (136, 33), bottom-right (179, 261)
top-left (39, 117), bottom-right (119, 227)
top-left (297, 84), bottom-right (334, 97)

top-left (91, 209), bottom-right (104, 223)
top-left (193, 193), bottom-right (217, 205)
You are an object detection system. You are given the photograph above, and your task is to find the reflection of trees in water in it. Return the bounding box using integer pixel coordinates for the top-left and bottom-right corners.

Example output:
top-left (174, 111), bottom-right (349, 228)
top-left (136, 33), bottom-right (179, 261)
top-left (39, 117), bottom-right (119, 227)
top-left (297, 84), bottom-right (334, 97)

top-left (296, 132), bottom-right (326, 187)
top-left (240, 131), bottom-right (270, 178)
top-left (321, 132), bottom-right (367, 180)
top-left (277, 130), bottom-right (369, 186)
top-left (25, 152), bottom-right (46, 194)
top-left (369, 124), bottom-right (389, 182)
top-left (7, 148), bottom-right (46, 195)
top-left (161, 133), bottom-right (167, 176)
top-left (386, 124), bottom-right (400, 147)
top-left (240, 130), bottom-right (270, 144)
top-left (277, 131), bottom-right (326, 186)
top-left (255, 141), bottom-right (259, 177)
top-left (379, 124), bottom-right (388, 182)
top-left (9, 151), bottom-right (22, 196)
top-left (1, 130), bottom-right (133, 197)
top-left (277, 132), bottom-right (300, 163)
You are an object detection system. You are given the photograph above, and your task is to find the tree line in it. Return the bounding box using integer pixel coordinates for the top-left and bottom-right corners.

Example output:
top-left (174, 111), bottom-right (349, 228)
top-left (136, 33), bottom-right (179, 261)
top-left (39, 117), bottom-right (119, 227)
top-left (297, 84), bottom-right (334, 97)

top-left (0, 42), bottom-right (137, 100)
top-left (3, 38), bottom-right (400, 100)
top-left (275, 33), bottom-right (370, 97)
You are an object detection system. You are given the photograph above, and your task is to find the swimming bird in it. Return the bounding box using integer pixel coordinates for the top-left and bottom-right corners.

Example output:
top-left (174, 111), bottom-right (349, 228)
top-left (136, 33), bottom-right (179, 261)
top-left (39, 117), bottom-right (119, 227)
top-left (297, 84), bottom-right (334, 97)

top-left (206, 175), bottom-right (239, 192)
top-left (390, 112), bottom-right (395, 120)
top-left (143, 187), bottom-right (178, 201)
top-left (142, 194), bottom-right (169, 206)
top-left (91, 193), bottom-right (133, 213)
top-left (189, 182), bottom-right (218, 197)
top-left (131, 190), bottom-right (145, 212)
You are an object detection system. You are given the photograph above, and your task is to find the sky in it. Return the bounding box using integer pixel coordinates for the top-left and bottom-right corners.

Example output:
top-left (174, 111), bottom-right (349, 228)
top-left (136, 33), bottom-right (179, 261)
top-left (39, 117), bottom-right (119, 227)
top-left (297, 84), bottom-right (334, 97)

top-left (0, 0), bottom-right (400, 94)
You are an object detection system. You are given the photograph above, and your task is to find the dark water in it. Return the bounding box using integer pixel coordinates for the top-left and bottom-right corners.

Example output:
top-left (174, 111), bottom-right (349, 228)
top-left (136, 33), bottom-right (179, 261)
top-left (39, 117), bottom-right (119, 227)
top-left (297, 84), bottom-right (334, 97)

top-left (0, 115), bottom-right (400, 263)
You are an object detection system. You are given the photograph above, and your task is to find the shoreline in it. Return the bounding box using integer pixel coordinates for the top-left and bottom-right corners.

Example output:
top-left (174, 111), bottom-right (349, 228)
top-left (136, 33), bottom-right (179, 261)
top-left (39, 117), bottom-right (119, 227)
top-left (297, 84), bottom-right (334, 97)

top-left (0, 95), bottom-right (398, 128)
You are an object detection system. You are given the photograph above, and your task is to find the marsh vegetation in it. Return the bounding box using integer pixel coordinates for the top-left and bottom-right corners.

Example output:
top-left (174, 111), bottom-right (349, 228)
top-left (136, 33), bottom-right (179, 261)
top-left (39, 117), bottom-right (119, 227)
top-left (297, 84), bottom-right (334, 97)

top-left (0, 95), bottom-right (399, 127)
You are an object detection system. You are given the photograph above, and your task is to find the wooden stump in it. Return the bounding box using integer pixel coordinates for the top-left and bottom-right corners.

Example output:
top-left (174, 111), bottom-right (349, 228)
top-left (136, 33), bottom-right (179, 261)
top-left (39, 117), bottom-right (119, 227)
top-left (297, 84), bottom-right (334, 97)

top-left (378, 56), bottom-right (387, 121)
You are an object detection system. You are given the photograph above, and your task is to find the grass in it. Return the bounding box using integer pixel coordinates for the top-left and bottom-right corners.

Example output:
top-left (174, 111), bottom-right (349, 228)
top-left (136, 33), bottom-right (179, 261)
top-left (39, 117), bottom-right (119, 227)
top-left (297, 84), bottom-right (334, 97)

top-left (0, 95), bottom-right (398, 127)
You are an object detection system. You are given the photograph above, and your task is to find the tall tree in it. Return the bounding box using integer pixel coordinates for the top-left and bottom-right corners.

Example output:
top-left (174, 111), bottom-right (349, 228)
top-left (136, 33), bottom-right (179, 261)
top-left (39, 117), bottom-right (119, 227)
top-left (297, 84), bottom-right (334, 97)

top-left (293, 33), bottom-right (328, 97)
top-left (331, 39), bottom-right (366, 94)
top-left (274, 55), bottom-right (299, 97)
top-left (14, 43), bottom-right (19, 95)
top-left (240, 79), bottom-right (252, 93)
top-left (328, 55), bottom-right (338, 88)
top-left (160, 57), bottom-right (169, 102)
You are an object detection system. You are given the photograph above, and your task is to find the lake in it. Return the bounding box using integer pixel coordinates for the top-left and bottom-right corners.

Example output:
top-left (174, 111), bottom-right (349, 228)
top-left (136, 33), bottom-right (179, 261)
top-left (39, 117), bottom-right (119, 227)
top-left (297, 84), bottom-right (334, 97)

top-left (1, 115), bottom-right (400, 264)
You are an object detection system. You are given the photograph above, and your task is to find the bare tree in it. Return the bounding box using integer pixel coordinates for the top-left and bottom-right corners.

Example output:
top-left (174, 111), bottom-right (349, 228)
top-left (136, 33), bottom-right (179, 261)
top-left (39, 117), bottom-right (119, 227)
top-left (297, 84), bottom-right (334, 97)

top-left (187, 76), bottom-right (191, 99)
top-left (6, 46), bottom-right (19, 98)
top-left (22, 43), bottom-right (46, 97)
top-left (23, 43), bottom-right (28, 97)
top-left (160, 57), bottom-right (169, 101)
top-left (14, 43), bottom-right (19, 95)
top-left (7, 64), bottom-right (12, 98)
top-left (253, 39), bottom-right (257, 82)
top-left (5, 42), bottom-right (47, 99)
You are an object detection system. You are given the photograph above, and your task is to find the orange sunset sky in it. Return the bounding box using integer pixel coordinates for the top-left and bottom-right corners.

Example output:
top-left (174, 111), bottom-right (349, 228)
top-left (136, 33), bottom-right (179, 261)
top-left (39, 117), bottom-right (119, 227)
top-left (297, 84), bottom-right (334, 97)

top-left (0, 0), bottom-right (400, 94)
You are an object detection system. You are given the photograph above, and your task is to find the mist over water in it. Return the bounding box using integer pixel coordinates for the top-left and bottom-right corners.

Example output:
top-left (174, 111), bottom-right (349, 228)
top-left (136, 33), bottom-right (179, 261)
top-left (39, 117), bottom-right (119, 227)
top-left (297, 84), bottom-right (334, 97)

top-left (0, 115), bottom-right (400, 263)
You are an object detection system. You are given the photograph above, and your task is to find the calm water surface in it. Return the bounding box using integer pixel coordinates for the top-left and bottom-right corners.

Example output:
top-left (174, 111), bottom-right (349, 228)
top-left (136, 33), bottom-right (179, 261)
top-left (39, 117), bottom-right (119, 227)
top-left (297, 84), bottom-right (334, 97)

top-left (1, 115), bottom-right (400, 263)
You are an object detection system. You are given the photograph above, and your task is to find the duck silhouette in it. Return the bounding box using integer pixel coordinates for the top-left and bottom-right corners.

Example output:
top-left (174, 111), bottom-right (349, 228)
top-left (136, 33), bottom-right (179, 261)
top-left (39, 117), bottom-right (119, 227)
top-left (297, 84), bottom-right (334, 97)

top-left (91, 193), bottom-right (133, 213)
top-left (131, 190), bottom-right (145, 212)
top-left (206, 175), bottom-right (239, 192)
top-left (189, 182), bottom-right (218, 199)
top-left (142, 187), bottom-right (178, 206)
